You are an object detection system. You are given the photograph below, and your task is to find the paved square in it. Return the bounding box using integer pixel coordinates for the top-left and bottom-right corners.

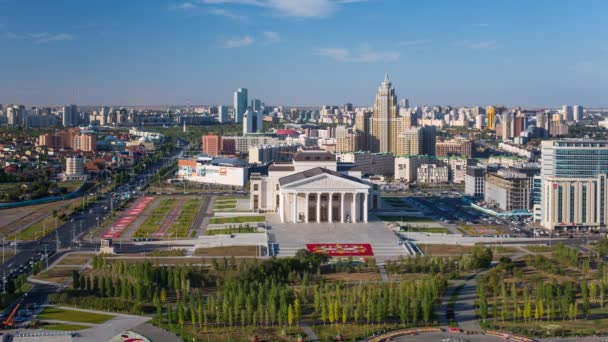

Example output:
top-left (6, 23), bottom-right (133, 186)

top-left (266, 214), bottom-right (408, 260)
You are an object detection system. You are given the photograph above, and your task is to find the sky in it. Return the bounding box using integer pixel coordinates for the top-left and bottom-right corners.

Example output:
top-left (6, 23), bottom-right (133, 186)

top-left (0, 0), bottom-right (607, 107)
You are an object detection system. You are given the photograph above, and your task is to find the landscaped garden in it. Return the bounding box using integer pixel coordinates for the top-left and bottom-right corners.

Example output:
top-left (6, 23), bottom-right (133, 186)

top-left (209, 215), bottom-right (265, 225)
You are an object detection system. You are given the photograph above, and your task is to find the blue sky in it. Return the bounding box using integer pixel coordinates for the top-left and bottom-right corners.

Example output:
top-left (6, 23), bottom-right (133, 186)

top-left (0, 0), bottom-right (607, 107)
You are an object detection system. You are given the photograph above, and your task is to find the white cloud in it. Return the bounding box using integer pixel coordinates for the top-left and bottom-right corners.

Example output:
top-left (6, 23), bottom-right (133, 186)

top-left (207, 7), bottom-right (246, 19)
top-left (1, 31), bottom-right (74, 43)
top-left (453, 39), bottom-right (497, 50)
top-left (221, 35), bottom-right (255, 48)
top-left (262, 31), bottom-right (280, 44)
top-left (173, 2), bottom-right (196, 10)
top-left (476, 23), bottom-right (489, 27)
top-left (33, 32), bottom-right (74, 43)
top-left (396, 39), bottom-right (430, 47)
top-left (315, 44), bottom-right (399, 63)
top-left (199, 0), bottom-right (367, 18)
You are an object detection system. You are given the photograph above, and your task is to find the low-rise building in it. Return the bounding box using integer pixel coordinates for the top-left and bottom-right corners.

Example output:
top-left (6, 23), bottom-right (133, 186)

top-left (248, 144), bottom-right (300, 164)
top-left (417, 164), bottom-right (448, 184)
top-left (465, 166), bottom-right (485, 199)
top-left (484, 169), bottom-right (535, 211)
top-left (394, 155), bottom-right (434, 183)
top-left (177, 156), bottom-right (249, 187)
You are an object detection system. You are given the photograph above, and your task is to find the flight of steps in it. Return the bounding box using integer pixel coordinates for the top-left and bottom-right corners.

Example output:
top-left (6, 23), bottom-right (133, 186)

top-left (273, 242), bottom-right (412, 257)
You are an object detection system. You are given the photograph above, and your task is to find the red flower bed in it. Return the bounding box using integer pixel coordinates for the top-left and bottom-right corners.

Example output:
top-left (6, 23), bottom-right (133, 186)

top-left (306, 243), bottom-right (374, 256)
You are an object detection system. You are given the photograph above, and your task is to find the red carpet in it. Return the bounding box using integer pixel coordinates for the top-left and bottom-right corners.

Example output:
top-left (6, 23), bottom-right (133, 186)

top-left (306, 243), bottom-right (374, 256)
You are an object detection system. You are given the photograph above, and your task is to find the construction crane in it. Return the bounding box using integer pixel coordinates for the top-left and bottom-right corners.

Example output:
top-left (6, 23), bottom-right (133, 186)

top-left (2, 302), bottom-right (21, 328)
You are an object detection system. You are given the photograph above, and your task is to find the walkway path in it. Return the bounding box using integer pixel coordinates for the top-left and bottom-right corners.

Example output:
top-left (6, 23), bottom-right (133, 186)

top-left (300, 322), bottom-right (319, 342)
top-left (378, 264), bottom-right (389, 282)
top-left (440, 252), bottom-right (529, 331)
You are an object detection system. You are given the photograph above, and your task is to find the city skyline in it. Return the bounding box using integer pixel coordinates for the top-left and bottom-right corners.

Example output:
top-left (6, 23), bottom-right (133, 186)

top-left (1, 0), bottom-right (608, 107)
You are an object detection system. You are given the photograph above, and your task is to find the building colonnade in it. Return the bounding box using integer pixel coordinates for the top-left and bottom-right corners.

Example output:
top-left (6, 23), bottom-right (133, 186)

top-left (279, 191), bottom-right (368, 223)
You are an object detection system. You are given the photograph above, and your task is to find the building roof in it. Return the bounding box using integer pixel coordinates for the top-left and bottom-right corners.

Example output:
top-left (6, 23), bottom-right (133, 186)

top-left (278, 167), bottom-right (365, 186)
top-left (268, 164), bottom-right (295, 172)
top-left (292, 150), bottom-right (336, 162)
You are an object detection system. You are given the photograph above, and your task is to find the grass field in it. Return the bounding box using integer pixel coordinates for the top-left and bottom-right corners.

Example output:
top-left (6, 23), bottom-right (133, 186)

top-left (524, 245), bottom-right (552, 253)
top-left (38, 307), bottom-right (114, 324)
top-left (133, 198), bottom-right (176, 238)
top-left (205, 227), bottom-right (260, 235)
top-left (401, 227), bottom-right (451, 234)
top-left (377, 215), bottom-right (432, 222)
top-left (214, 198), bottom-right (237, 210)
top-left (57, 253), bottom-right (93, 266)
top-left (194, 246), bottom-right (259, 257)
top-left (458, 225), bottom-right (507, 236)
top-left (416, 244), bottom-right (473, 255)
top-left (209, 215), bottom-right (265, 225)
top-left (34, 267), bottom-right (80, 284)
top-left (167, 199), bottom-right (200, 239)
top-left (42, 323), bottom-right (89, 331)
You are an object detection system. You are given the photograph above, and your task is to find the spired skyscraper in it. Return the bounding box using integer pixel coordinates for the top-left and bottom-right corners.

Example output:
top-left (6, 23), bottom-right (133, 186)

top-left (370, 73), bottom-right (399, 153)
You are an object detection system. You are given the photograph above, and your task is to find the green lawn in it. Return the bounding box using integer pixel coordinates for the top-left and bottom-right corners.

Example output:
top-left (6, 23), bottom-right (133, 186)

top-left (205, 227), bottom-right (260, 235)
top-left (43, 323), bottom-right (90, 331)
top-left (401, 227), bottom-right (451, 234)
top-left (214, 203), bottom-right (236, 210)
top-left (38, 307), bottom-right (114, 324)
top-left (377, 215), bottom-right (432, 222)
top-left (209, 215), bottom-right (265, 224)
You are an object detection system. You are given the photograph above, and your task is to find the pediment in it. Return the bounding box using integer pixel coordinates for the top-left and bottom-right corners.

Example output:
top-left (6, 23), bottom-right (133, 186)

top-left (281, 173), bottom-right (369, 191)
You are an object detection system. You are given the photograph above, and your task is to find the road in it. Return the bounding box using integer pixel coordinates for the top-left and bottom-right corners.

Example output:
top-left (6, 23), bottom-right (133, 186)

top-left (0, 138), bottom-right (188, 319)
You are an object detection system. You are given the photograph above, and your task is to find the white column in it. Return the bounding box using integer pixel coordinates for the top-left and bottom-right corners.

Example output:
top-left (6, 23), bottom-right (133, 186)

top-left (316, 193), bottom-right (321, 223)
top-left (351, 193), bottom-right (357, 223)
top-left (328, 193), bottom-right (333, 223)
top-left (340, 192), bottom-right (345, 223)
top-left (305, 192), bottom-right (310, 223)
top-left (292, 192), bottom-right (297, 223)
top-left (279, 192), bottom-right (285, 223)
top-left (363, 193), bottom-right (369, 223)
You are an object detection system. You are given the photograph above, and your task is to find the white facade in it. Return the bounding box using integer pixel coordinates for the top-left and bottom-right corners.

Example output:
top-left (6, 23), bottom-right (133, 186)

top-left (465, 166), bottom-right (485, 198)
top-left (249, 151), bottom-right (379, 223)
top-left (177, 158), bottom-right (248, 187)
top-left (417, 164), bottom-right (448, 184)
top-left (394, 156), bottom-right (434, 183)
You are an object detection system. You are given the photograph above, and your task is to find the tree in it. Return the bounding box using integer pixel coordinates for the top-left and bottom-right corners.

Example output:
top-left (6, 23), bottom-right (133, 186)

top-left (294, 298), bottom-right (301, 326)
top-left (287, 304), bottom-right (294, 327)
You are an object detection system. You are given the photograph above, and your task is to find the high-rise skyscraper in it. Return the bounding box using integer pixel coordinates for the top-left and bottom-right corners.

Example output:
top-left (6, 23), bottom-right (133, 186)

top-left (562, 105), bottom-right (573, 122)
top-left (540, 140), bottom-right (608, 230)
top-left (243, 109), bottom-right (263, 134)
top-left (62, 104), bottom-right (79, 127)
top-left (370, 73), bottom-right (399, 153)
top-left (234, 88), bottom-right (248, 123)
top-left (486, 106), bottom-right (496, 130)
top-left (218, 105), bottom-right (229, 123)
top-left (573, 105), bottom-right (583, 122)
top-left (251, 98), bottom-right (263, 112)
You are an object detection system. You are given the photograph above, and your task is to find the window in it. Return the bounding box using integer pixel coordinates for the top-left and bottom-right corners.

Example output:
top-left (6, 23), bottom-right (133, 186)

top-left (253, 184), bottom-right (258, 191)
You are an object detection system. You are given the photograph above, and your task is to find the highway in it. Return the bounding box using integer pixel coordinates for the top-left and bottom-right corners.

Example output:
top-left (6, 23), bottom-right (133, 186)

top-left (0, 138), bottom-right (188, 305)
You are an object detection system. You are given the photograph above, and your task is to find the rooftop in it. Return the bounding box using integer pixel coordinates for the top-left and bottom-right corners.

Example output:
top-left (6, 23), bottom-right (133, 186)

top-left (278, 167), bottom-right (365, 186)
top-left (292, 150), bottom-right (336, 162)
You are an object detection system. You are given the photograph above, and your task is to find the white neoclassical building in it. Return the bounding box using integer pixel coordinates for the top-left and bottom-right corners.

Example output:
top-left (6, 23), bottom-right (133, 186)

top-left (250, 150), bottom-right (379, 223)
